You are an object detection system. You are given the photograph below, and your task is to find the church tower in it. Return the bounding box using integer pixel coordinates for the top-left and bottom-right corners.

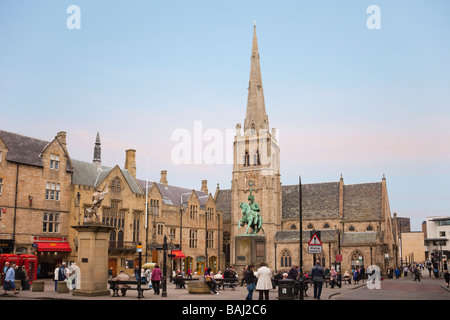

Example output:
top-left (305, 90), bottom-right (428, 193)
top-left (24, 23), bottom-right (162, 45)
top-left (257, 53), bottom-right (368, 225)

top-left (231, 26), bottom-right (282, 270)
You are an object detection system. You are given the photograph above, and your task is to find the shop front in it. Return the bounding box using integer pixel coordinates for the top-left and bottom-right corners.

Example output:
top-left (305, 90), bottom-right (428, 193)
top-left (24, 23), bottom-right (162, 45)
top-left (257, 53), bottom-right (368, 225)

top-left (33, 236), bottom-right (71, 278)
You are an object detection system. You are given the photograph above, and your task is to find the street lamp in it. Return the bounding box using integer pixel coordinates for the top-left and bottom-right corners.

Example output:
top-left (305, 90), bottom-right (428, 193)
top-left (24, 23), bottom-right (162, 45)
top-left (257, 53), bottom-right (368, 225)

top-left (162, 235), bottom-right (168, 297)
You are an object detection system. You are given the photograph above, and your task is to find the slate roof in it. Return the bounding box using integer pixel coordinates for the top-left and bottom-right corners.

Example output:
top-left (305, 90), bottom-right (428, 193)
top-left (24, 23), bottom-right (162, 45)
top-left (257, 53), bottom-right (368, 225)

top-left (343, 183), bottom-right (382, 220)
top-left (275, 230), bottom-right (336, 242)
top-left (72, 159), bottom-right (143, 195)
top-left (281, 182), bottom-right (382, 221)
top-left (0, 130), bottom-right (73, 172)
top-left (341, 231), bottom-right (377, 245)
top-left (136, 180), bottom-right (209, 208)
top-left (282, 182), bottom-right (340, 220)
top-left (215, 189), bottom-right (232, 223)
top-left (0, 130), bottom-right (51, 166)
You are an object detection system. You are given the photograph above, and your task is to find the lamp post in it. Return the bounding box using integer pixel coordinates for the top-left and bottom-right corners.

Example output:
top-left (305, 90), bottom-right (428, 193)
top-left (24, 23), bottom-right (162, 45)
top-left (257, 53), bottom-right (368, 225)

top-left (162, 235), bottom-right (168, 297)
top-left (299, 176), bottom-right (303, 301)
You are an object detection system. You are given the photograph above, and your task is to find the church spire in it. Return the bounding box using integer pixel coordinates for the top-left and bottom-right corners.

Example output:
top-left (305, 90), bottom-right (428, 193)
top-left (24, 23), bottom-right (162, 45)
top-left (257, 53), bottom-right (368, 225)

top-left (93, 132), bottom-right (102, 171)
top-left (244, 25), bottom-right (269, 133)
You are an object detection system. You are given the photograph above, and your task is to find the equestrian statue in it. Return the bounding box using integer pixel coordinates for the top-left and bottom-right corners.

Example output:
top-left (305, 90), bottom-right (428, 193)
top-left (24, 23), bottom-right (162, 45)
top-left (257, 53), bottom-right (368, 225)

top-left (238, 188), bottom-right (264, 235)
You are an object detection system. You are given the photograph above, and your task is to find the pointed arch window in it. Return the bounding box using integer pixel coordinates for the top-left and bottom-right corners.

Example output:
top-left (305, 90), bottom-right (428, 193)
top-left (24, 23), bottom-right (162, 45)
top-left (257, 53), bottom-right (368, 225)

top-left (253, 150), bottom-right (261, 166)
top-left (323, 223), bottom-right (330, 229)
top-left (244, 152), bottom-right (250, 167)
top-left (351, 251), bottom-right (364, 269)
top-left (366, 225), bottom-right (374, 231)
top-left (111, 177), bottom-right (122, 192)
top-left (348, 225), bottom-right (356, 232)
top-left (280, 249), bottom-right (292, 268)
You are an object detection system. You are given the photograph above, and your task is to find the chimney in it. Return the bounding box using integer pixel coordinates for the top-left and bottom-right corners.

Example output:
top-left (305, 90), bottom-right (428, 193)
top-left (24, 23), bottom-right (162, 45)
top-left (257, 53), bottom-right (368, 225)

top-left (56, 131), bottom-right (67, 146)
top-left (125, 149), bottom-right (137, 178)
top-left (160, 170), bottom-right (168, 187)
top-left (201, 179), bottom-right (208, 194)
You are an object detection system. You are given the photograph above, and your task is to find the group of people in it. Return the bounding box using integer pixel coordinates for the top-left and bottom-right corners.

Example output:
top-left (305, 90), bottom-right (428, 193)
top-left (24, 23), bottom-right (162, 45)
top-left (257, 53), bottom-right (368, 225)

top-left (2, 262), bottom-right (30, 295)
top-left (110, 264), bottom-right (163, 296)
top-left (53, 262), bottom-right (80, 291)
top-left (204, 265), bottom-right (239, 295)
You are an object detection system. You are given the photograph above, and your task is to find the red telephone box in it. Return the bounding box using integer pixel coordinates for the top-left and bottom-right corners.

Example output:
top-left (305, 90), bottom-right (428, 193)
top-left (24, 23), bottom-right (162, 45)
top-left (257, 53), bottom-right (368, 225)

top-left (0, 254), bottom-right (20, 285)
top-left (19, 254), bottom-right (38, 284)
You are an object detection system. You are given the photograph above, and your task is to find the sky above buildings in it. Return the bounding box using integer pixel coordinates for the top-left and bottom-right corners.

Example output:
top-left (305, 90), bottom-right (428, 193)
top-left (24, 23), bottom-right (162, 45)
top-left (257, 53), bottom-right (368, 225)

top-left (1, 1), bottom-right (449, 231)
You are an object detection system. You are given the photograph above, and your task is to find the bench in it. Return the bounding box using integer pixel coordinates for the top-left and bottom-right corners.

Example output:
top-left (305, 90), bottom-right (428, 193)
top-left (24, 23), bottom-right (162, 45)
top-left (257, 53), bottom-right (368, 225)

top-left (215, 278), bottom-right (238, 290)
top-left (187, 281), bottom-right (211, 294)
top-left (108, 280), bottom-right (151, 297)
top-left (174, 277), bottom-right (198, 289)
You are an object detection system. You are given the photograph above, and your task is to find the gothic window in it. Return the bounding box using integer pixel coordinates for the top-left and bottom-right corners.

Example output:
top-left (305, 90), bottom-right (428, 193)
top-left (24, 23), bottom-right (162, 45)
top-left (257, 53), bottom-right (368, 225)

top-left (307, 224), bottom-right (314, 229)
top-left (323, 223), bottom-right (330, 229)
top-left (253, 151), bottom-right (261, 166)
top-left (366, 225), bottom-right (374, 231)
top-left (290, 224), bottom-right (297, 230)
top-left (244, 152), bottom-right (250, 167)
top-left (111, 177), bottom-right (122, 192)
top-left (351, 251), bottom-right (364, 269)
top-left (280, 249), bottom-right (292, 268)
top-left (348, 225), bottom-right (356, 232)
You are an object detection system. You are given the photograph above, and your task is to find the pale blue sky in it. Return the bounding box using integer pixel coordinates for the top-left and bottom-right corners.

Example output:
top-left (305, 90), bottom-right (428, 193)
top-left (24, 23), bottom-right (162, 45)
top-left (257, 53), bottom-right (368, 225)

top-left (1, 1), bottom-right (449, 231)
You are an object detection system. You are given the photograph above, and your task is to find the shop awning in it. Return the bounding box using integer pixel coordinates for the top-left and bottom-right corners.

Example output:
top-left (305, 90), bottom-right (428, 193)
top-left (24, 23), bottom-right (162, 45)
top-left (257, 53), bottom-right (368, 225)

top-left (172, 250), bottom-right (185, 258)
top-left (35, 242), bottom-right (71, 252)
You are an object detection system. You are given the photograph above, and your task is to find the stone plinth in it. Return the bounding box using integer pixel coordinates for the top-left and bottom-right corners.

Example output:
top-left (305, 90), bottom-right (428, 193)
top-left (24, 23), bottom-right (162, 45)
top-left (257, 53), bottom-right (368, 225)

top-left (234, 235), bottom-right (266, 272)
top-left (71, 224), bottom-right (113, 296)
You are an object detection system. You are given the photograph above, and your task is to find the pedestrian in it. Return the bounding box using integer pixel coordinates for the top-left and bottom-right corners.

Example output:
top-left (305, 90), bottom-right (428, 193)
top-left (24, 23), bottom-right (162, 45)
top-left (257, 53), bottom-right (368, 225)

top-left (112, 270), bottom-right (131, 296)
top-left (15, 265), bottom-right (30, 290)
top-left (288, 265), bottom-right (298, 280)
top-left (134, 265), bottom-right (140, 280)
top-left (404, 266), bottom-right (409, 278)
top-left (151, 264), bottom-right (162, 295)
top-left (444, 270), bottom-right (449, 288)
top-left (394, 268), bottom-right (400, 279)
top-left (205, 272), bottom-right (219, 295)
top-left (413, 266), bottom-right (421, 281)
top-left (1, 261), bottom-right (9, 284)
top-left (187, 268), bottom-right (192, 279)
top-left (240, 266), bottom-right (247, 286)
top-left (311, 260), bottom-right (325, 299)
top-left (108, 266), bottom-right (113, 280)
top-left (244, 264), bottom-right (256, 300)
top-left (54, 264), bottom-right (60, 291)
top-left (2, 264), bottom-right (19, 295)
top-left (255, 262), bottom-right (272, 300)
top-left (330, 267), bottom-right (340, 288)
top-left (59, 262), bottom-right (67, 281)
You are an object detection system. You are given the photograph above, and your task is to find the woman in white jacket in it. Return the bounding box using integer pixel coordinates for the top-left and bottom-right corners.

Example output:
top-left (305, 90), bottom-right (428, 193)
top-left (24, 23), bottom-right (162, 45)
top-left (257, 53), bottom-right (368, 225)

top-left (255, 262), bottom-right (272, 300)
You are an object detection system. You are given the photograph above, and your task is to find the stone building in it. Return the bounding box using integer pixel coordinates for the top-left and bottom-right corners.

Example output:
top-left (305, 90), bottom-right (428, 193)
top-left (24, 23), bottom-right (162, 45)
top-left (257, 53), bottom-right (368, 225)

top-left (1, 130), bottom-right (224, 277)
top-left (0, 130), bottom-right (73, 277)
top-left (215, 26), bottom-right (399, 274)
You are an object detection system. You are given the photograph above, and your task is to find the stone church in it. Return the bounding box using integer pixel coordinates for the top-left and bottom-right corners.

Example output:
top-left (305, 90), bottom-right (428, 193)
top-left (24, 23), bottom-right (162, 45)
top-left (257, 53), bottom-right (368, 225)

top-left (215, 26), bottom-right (399, 274)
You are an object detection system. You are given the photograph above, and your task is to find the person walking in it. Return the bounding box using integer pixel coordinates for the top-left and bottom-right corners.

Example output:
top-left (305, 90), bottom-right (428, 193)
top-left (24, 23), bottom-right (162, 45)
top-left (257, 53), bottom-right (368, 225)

top-left (15, 265), bottom-right (30, 290)
top-left (311, 260), bottom-right (325, 299)
top-left (2, 264), bottom-right (19, 295)
top-left (413, 266), bottom-right (421, 281)
top-left (151, 264), bottom-right (162, 295)
top-left (244, 264), bottom-right (256, 300)
top-left (255, 262), bottom-right (272, 300)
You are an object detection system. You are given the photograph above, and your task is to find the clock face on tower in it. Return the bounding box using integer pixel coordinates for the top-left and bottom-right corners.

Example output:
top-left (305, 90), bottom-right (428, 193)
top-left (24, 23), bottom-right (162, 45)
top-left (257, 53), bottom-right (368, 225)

top-left (248, 180), bottom-right (255, 187)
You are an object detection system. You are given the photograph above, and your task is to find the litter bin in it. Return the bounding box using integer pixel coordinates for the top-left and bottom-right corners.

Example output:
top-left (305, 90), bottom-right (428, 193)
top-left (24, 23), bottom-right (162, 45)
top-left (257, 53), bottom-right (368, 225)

top-left (277, 279), bottom-right (296, 300)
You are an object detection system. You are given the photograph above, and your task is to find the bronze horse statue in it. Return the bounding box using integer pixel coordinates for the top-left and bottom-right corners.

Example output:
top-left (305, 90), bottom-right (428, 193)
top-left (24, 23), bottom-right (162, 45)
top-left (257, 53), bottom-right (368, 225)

top-left (238, 202), bottom-right (264, 235)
